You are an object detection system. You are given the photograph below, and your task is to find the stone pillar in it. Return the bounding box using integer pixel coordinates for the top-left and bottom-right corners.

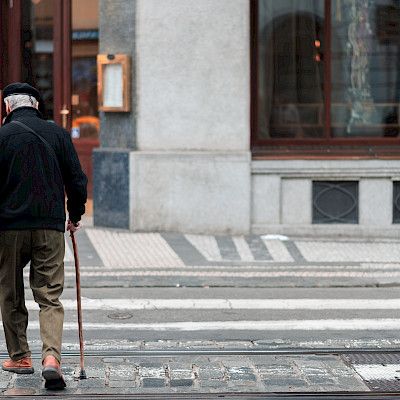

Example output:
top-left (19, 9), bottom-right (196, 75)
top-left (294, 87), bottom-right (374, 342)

top-left (131, 0), bottom-right (251, 234)
top-left (93, 0), bottom-right (136, 228)
top-left (95, 0), bottom-right (251, 234)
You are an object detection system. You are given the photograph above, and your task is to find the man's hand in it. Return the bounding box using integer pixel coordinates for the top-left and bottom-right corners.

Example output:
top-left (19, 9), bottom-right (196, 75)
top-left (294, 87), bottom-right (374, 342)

top-left (67, 220), bottom-right (82, 233)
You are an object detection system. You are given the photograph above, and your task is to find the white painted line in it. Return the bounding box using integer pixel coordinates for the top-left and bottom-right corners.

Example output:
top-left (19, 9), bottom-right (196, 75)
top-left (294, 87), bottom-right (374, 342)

top-left (58, 270), bottom-right (400, 278)
top-left (18, 319), bottom-right (400, 331)
top-left (263, 240), bottom-right (294, 262)
top-left (353, 364), bottom-right (400, 380)
top-left (60, 264), bottom-right (400, 271)
top-left (24, 298), bottom-right (400, 311)
top-left (185, 235), bottom-right (222, 261)
top-left (232, 237), bottom-right (255, 262)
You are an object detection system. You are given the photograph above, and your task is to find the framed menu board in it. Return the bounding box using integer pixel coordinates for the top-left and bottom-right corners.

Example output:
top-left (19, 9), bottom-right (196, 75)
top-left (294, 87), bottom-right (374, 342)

top-left (97, 54), bottom-right (130, 112)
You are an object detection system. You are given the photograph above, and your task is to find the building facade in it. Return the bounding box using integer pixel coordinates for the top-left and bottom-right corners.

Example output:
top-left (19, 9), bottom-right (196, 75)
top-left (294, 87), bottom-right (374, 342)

top-left (1, 0), bottom-right (399, 237)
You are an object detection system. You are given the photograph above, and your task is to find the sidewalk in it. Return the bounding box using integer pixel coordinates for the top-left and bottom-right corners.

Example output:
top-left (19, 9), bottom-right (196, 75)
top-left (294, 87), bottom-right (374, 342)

top-left (5, 225), bottom-right (400, 395)
top-left (61, 225), bottom-right (400, 288)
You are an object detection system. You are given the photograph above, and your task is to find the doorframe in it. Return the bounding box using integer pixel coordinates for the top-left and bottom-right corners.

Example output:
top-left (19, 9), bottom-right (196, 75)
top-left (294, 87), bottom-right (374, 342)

top-left (0, 0), bottom-right (71, 128)
top-left (54, 0), bottom-right (71, 128)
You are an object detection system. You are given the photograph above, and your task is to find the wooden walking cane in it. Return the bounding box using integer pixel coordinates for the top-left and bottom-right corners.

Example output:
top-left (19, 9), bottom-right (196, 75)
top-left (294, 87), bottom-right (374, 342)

top-left (70, 230), bottom-right (87, 379)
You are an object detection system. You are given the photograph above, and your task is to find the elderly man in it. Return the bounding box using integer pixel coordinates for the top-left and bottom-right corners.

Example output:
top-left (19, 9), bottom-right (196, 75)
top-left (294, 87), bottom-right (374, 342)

top-left (0, 83), bottom-right (87, 389)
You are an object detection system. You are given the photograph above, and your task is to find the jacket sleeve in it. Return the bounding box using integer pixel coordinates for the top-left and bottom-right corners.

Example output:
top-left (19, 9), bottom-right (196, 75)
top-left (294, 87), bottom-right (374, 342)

top-left (60, 132), bottom-right (88, 223)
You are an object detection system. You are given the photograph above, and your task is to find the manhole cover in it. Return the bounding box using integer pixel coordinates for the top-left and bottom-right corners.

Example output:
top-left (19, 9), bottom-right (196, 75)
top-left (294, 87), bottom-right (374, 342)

top-left (107, 312), bottom-right (133, 320)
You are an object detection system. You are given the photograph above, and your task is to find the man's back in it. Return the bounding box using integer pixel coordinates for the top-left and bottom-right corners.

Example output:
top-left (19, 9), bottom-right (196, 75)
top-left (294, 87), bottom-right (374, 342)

top-left (0, 106), bottom-right (87, 231)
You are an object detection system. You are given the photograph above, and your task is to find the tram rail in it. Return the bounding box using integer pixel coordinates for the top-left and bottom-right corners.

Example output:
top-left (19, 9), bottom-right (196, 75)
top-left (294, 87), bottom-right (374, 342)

top-left (2, 392), bottom-right (400, 399)
top-left (1, 347), bottom-right (398, 359)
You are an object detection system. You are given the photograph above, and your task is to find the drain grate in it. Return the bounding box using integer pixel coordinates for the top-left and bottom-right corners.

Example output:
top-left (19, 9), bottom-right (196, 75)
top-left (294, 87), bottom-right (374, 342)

top-left (367, 379), bottom-right (400, 391)
top-left (342, 353), bottom-right (400, 365)
top-left (342, 353), bottom-right (400, 392)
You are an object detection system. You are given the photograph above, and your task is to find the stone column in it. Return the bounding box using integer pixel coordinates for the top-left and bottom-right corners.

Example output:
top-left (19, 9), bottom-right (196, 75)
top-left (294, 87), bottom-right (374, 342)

top-left (96, 0), bottom-right (251, 234)
top-left (131, 0), bottom-right (251, 234)
top-left (93, 0), bottom-right (136, 228)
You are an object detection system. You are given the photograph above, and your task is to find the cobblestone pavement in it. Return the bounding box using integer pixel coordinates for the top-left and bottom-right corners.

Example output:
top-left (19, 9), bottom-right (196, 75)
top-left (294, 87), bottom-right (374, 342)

top-left (0, 352), bottom-right (369, 395)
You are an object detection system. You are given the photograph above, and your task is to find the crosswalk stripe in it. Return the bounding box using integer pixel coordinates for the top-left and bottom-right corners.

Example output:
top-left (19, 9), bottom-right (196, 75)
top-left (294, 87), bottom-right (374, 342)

top-left (232, 237), bottom-right (254, 261)
top-left (56, 270), bottom-right (400, 277)
top-left (15, 319), bottom-right (400, 331)
top-left (22, 298), bottom-right (400, 310)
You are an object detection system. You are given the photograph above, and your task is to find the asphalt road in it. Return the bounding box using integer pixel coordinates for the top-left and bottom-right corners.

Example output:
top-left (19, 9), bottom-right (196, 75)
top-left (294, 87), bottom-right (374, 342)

top-left (2, 286), bottom-right (398, 350)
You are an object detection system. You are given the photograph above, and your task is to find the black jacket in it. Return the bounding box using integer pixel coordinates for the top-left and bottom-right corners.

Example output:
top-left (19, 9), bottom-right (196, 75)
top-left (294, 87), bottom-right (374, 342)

top-left (0, 107), bottom-right (87, 232)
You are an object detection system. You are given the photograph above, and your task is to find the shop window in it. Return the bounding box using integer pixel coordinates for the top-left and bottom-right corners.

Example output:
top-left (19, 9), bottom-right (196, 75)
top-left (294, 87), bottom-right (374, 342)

top-left (252, 0), bottom-right (400, 156)
top-left (71, 0), bottom-right (99, 141)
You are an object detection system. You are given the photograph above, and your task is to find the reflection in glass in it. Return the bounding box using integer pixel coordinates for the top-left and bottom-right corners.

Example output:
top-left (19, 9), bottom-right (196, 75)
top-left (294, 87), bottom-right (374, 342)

top-left (257, 0), bottom-right (325, 138)
top-left (332, 0), bottom-right (400, 137)
top-left (72, 0), bottom-right (99, 140)
top-left (22, 0), bottom-right (54, 119)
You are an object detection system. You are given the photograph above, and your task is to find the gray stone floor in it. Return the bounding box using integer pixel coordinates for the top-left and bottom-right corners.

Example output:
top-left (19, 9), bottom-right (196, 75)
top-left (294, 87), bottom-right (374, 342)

top-left (0, 352), bottom-right (368, 395)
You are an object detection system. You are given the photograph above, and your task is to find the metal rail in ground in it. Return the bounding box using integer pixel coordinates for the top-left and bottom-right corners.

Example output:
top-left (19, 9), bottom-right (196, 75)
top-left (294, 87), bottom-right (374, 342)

top-left (3, 347), bottom-right (398, 359)
top-left (2, 393), bottom-right (400, 399)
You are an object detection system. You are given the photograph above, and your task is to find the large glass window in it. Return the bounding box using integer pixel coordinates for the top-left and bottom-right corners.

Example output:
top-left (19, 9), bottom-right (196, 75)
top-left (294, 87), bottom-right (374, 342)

top-left (71, 0), bottom-right (99, 140)
top-left (22, 0), bottom-right (55, 120)
top-left (253, 0), bottom-right (400, 151)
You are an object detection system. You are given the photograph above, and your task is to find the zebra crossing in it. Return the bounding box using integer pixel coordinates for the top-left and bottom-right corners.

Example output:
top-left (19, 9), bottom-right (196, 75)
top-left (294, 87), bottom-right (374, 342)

top-left (56, 229), bottom-right (400, 289)
top-left (5, 228), bottom-right (400, 391)
top-left (64, 229), bottom-right (400, 266)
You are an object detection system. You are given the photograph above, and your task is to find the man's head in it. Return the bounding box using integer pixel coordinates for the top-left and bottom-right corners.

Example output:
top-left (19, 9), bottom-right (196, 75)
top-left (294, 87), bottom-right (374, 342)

top-left (3, 82), bottom-right (41, 115)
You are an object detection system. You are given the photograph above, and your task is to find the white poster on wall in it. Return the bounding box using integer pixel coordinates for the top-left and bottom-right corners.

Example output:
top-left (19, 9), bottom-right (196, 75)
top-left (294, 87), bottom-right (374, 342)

top-left (103, 64), bottom-right (123, 108)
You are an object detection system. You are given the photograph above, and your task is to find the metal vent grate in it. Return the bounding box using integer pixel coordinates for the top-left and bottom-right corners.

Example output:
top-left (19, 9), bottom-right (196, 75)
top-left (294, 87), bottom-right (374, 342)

top-left (342, 352), bottom-right (400, 392)
top-left (343, 353), bottom-right (400, 365)
top-left (393, 181), bottom-right (400, 223)
top-left (312, 181), bottom-right (358, 224)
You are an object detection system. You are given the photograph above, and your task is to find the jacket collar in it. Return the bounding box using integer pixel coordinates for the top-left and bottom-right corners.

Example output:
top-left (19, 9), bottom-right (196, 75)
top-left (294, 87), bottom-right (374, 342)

top-left (4, 107), bottom-right (44, 125)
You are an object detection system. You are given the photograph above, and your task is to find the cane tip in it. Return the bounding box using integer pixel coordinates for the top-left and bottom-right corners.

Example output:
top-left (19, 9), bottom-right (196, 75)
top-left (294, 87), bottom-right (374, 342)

top-left (79, 369), bottom-right (87, 380)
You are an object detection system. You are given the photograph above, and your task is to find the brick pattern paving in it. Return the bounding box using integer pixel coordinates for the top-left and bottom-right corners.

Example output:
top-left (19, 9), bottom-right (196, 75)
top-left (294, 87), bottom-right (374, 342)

top-left (85, 230), bottom-right (185, 268)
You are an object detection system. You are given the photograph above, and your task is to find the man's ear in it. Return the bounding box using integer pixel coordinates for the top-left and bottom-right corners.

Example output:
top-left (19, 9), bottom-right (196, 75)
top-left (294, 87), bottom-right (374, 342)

top-left (5, 101), bottom-right (11, 115)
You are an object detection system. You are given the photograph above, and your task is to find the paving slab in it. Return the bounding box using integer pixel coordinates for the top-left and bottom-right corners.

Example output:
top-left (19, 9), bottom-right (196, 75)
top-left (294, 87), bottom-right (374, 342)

top-left (0, 353), bottom-right (370, 395)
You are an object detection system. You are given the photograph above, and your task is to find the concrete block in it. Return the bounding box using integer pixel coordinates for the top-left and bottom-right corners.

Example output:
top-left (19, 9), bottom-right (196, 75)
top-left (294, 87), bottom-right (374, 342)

top-left (130, 151), bottom-right (251, 234)
top-left (136, 0), bottom-right (249, 151)
top-left (93, 149), bottom-right (130, 229)
top-left (281, 179), bottom-right (312, 225)
top-left (142, 378), bottom-right (165, 388)
top-left (99, 0), bottom-right (136, 149)
top-left (251, 175), bottom-right (280, 225)
top-left (359, 179), bottom-right (392, 226)
top-left (170, 379), bottom-right (193, 387)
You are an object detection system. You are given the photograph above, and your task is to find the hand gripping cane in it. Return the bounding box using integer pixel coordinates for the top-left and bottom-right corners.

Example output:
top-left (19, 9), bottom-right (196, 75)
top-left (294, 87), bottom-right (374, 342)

top-left (70, 230), bottom-right (87, 379)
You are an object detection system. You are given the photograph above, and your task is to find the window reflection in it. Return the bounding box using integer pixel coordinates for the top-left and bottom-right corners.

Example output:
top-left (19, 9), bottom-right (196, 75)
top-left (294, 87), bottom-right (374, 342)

top-left (332, 0), bottom-right (400, 137)
top-left (257, 0), bottom-right (325, 138)
top-left (256, 0), bottom-right (400, 140)
top-left (71, 0), bottom-right (99, 140)
top-left (22, 0), bottom-right (54, 119)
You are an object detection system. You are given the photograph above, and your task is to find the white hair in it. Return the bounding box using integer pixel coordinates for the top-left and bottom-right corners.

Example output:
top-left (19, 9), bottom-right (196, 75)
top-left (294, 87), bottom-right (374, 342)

top-left (4, 94), bottom-right (38, 111)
